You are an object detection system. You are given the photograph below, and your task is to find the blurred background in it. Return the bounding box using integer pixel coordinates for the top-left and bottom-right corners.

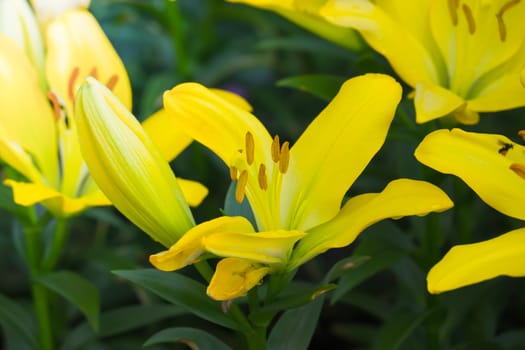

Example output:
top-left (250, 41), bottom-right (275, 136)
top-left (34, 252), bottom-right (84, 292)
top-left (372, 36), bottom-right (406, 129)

top-left (1, 0), bottom-right (525, 349)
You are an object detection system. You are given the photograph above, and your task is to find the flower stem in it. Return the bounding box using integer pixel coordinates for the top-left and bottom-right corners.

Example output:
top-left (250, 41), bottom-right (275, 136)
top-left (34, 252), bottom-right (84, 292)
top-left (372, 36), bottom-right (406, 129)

top-left (42, 219), bottom-right (68, 272)
top-left (245, 326), bottom-right (267, 350)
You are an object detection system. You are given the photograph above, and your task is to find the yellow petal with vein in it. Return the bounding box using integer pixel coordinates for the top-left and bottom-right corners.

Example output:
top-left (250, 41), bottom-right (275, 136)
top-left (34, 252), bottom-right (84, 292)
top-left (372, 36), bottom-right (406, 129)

top-left (414, 82), bottom-right (465, 124)
top-left (207, 258), bottom-right (270, 300)
top-left (427, 228), bottom-right (525, 294)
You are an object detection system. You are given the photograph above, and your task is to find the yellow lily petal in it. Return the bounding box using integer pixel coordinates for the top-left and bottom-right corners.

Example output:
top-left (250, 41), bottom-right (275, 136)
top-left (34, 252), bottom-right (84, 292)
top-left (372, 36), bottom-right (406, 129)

top-left (5, 179), bottom-right (109, 217)
top-left (0, 36), bottom-right (58, 185)
top-left (0, 132), bottom-right (43, 184)
top-left (150, 216), bottom-right (255, 271)
top-left (30, 0), bottom-right (90, 28)
top-left (142, 109), bottom-right (193, 163)
top-left (210, 88), bottom-right (253, 112)
top-left (207, 258), bottom-right (270, 301)
top-left (320, 0), bottom-right (441, 86)
top-left (203, 230), bottom-right (305, 264)
top-left (414, 82), bottom-right (466, 124)
top-left (415, 129), bottom-right (525, 220)
top-left (289, 179), bottom-right (453, 269)
top-left (285, 74), bottom-right (401, 230)
top-left (164, 83), bottom-right (273, 168)
top-left (427, 228), bottom-right (525, 294)
top-left (45, 9), bottom-right (131, 117)
top-left (75, 77), bottom-right (194, 247)
top-left (176, 178), bottom-right (209, 207)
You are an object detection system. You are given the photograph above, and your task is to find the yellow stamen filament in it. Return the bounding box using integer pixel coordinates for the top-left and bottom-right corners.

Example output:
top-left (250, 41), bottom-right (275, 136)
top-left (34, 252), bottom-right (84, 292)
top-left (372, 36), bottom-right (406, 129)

top-left (496, 0), bottom-right (520, 42)
top-left (279, 141), bottom-right (290, 174)
top-left (448, 0), bottom-right (459, 25)
top-left (245, 132), bottom-right (255, 165)
top-left (47, 91), bottom-right (62, 120)
top-left (235, 170), bottom-right (249, 203)
top-left (271, 135), bottom-right (280, 162)
top-left (89, 66), bottom-right (99, 79)
top-left (518, 130), bottom-right (525, 142)
top-left (462, 4), bottom-right (476, 34)
top-left (258, 163), bottom-right (268, 190)
top-left (229, 165), bottom-right (238, 181)
top-left (106, 74), bottom-right (119, 91)
top-left (68, 67), bottom-right (80, 102)
top-left (510, 163), bottom-right (525, 180)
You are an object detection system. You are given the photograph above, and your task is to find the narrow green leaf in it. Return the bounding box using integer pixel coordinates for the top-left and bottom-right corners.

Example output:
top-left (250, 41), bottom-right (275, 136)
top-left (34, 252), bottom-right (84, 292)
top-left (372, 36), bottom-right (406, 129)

top-left (36, 271), bottom-right (100, 332)
top-left (267, 295), bottom-right (324, 350)
top-left (61, 304), bottom-right (186, 350)
top-left (249, 284), bottom-right (335, 326)
top-left (0, 293), bottom-right (37, 349)
top-left (112, 269), bottom-right (240, 330)
top-left (277, 74), bottom-right (345, 101)
top-left (324, 255), bottom-right (371, 283)
top-left (144, 327), bottom-right (233, 349)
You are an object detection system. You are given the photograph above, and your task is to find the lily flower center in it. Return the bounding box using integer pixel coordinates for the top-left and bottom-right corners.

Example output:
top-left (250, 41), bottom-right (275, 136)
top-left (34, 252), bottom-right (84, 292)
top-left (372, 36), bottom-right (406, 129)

top-left (229, 131), bottom-right (290, 230)
top-left (447, 0), bottom-right (520, 41)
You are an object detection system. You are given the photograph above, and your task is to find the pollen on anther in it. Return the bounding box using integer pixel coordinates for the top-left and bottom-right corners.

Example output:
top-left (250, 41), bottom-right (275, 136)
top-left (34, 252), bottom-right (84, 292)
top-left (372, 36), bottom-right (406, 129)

top-left (47, 91), bottom-right (62, 120)
top-left (271, 135), bottom-right (280, 162)
top-left (68, 67), bottom-right (80, 102)
top-left (229, 165), bottom-right (238, 181)
top-left (106, 75), bottom-right (119, 91)
top-left (89, 66), bottom-right (99, 79)
top-left (518, 130), bottom-right (525, 142)
top-left (462, 4), bottom-right (476, 34)
top-left (279, 141), bottom-right (290, 174)
top-left (448, 0), bottom-right (459, 25)
top-left (235, 170), bottom-right (249, 203)
top-left (497, 0), bottom-right (521, 42)
top-left (258, 163), bottom-right (268, 190)
top-left (510, 163), bottom-right (525, 180)
top-left (245, 132), bottom-right (255, 165)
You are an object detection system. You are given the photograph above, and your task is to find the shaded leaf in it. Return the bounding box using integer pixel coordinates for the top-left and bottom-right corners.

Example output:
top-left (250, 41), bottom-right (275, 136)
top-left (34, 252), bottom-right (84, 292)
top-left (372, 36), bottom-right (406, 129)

top-left (0, 293), bottom-right (37, 350)
top-left (277, 74), bottom-right (344, 101)
top-left (144, 327), bottom-right (232, 349)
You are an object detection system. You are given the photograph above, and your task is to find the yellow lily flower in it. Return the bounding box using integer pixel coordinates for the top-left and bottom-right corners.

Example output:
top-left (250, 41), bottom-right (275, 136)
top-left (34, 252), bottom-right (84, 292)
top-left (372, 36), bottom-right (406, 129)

top-left (154, 74), bottom-right (453, 300)
top-left (0, 6), bottom-right (205, 217)
top-left (226, 0), bottom-right (363, 50)
top-left (415, 128), bottom-right (525, 293)
top-left (320, 0), bottom-right (525, 124)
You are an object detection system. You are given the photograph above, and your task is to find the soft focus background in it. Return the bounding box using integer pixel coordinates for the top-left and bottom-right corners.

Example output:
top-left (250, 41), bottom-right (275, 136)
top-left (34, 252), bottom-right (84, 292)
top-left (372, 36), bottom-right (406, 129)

top-left (1, 0), bottom-right (525, 349)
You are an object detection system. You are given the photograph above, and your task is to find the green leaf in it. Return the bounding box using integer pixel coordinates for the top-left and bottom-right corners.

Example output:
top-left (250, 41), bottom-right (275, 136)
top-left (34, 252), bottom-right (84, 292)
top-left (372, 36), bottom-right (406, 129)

top-left (144, 327), bottom-right (233, 349)
top-left (112, 269), bottom-right (240, 330)
top-left (61, 304), bottom-right (186, 350)
top-left (277, 74), bottom-right (345, 101)
top-left (249, 284), bottom-right (336, 326)
top-left (374, 308), bottom-right (436, 350)
top-left (0, 293), bottom-right (37, 350)
top-left (36, 271), bottom-right (100, 332)
top-left (324, 255), bottom-right (371, 283)
top-left (267, 295), bottom-right (324, 350)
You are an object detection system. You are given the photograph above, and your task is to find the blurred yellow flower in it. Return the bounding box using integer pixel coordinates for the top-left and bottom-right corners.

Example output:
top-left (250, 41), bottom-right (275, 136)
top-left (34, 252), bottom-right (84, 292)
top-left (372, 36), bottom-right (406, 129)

top-left (320, 0), bottom-right (525, 124)
top-left (153, 74), bottom-right (453, 300)
top-left (415, 128), bottom-right (525, 293)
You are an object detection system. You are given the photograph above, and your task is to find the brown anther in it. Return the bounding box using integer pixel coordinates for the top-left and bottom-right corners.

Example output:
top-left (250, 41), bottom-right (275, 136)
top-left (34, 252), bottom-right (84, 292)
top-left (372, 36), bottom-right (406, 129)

top-left (47, 91), bottom-right (62, 120)
top-left (462, 4), bottom-right (476, 34)
top-left (496, 0), bottom-right (520, 42)
top-left (271, 135), bottom-right (280, 162)
top-left (235, 170), bottom-right (249, 203)
top-left (510, 163), bottom-right (525, 180)
top-left (106, 74), bottom-right (119, 91)
top-left (518, 130), bottom-right (525, 142)
top-left (68, 67), bottom-right (80, 102)
top-left (448, 0), bottom-right (459, 25)
top-left (258, 163), bottom-right (268, 190)
top-left (279, 141), bottom-right (290, 174)
top-left (229, 165), bottom-right (238, 181)
top-left (89, 66), bottom-right (99, 79)
top-left (245, 132), bottom-right (255, 165)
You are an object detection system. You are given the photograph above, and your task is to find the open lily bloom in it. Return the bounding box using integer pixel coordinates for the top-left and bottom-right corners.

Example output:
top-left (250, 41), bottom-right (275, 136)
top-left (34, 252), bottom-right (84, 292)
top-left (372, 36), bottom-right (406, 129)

top-left (0, 6), bottom-right (205, 217)
top-left (154, 74), bottom-right (453, 300)
top-left (227, 0), bottom-right (363, 50)
top-left (320, 0), bottom-right (525, 124)
top-left (415, 128), bottom-right (525, 293)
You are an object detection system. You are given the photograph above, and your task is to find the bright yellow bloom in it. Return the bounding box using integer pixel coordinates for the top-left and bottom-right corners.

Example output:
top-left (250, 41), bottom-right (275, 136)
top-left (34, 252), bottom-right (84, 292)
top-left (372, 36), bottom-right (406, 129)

top-left (226, 0), bottom-right (363, 50)
top-left (415, 128), bottom-right (525, 293)
top-left (320, 0), bottom-right (525, 124)
top-left (152, 74), bottom-right (453, 300)
top-left (0, 6), bottom-right (205, 217)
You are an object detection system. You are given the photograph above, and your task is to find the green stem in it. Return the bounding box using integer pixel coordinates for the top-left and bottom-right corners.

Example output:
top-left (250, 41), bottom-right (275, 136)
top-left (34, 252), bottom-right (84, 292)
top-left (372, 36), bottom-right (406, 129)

top-left (42, 219), bottom-right (68, 272)
top-left (164, 0), bottom-right (190, 79)
top-left (24, 224), bottom-right (53, 350)
top-left (245, 326), bottom-right (266, 350)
